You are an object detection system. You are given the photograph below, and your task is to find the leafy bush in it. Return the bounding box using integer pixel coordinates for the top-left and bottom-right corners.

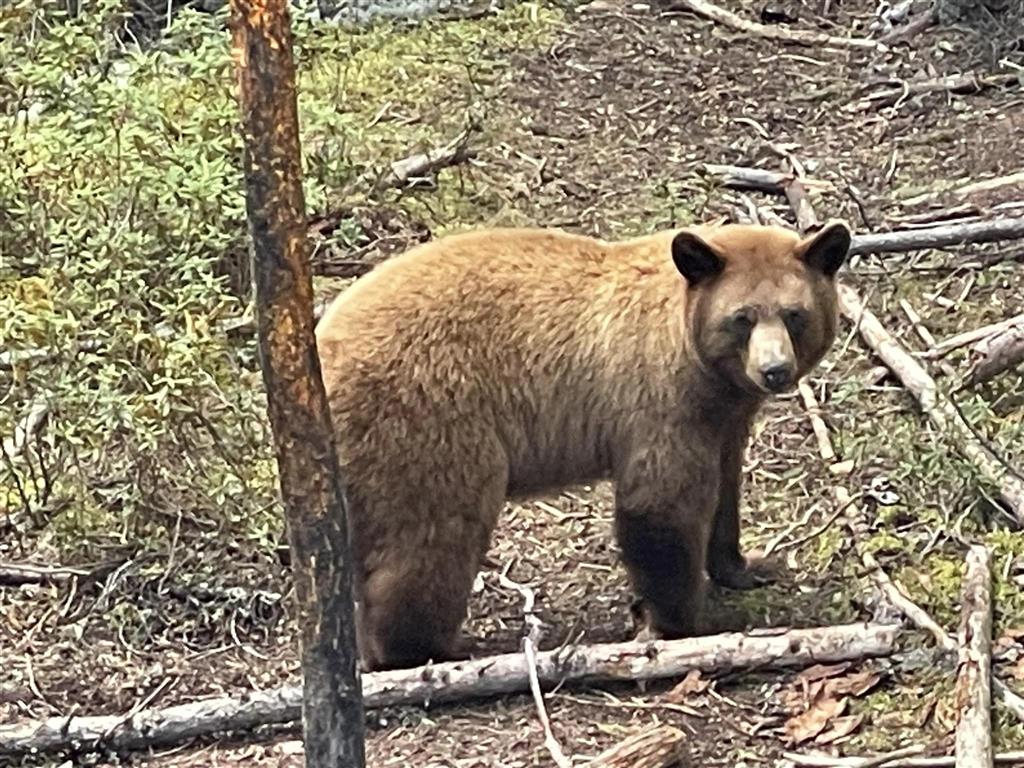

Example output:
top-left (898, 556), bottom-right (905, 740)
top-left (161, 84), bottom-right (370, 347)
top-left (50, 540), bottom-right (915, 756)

top-left (0, 0), bottom-right (561, 556)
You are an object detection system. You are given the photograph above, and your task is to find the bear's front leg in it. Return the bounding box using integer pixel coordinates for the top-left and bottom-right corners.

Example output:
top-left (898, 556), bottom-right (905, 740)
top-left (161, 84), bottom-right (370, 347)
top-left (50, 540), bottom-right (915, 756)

top-left (616, 510), bottom-right (711, 638)
top-left (706, 431), bottom-right (778, 590)
top-left (614, 447), bottom-right (720, 638)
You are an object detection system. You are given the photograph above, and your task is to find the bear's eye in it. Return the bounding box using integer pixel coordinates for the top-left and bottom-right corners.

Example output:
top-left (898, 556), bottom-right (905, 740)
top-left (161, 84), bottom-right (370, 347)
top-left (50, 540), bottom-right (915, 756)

top-left (782, 308), bottom-right (808, 335)
top-left (725, 310), bottom-right (755, 337)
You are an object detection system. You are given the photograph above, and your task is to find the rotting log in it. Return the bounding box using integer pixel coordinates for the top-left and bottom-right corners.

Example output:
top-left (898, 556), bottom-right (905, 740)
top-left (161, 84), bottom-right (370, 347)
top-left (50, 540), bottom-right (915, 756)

top-left (228, 0), bottom-right (365, 766)
top-left (964, 325), bottom-right (1024, 387)
top-left (954, 545), bottom-right (994, 768)
top-left (0, 622), bottom-right (900, 756)
top-left (588, 725), bottom-right (691, 768)
top-left (838, 285), bottom-right (1024, 525)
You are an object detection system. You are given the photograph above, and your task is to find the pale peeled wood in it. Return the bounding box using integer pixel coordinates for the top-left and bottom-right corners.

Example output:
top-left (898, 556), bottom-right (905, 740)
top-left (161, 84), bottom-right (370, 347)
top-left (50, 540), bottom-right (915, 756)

top-left (954, 545), bottom-right (994, 768)
top-left (0, 622), bottom-right (900, 756)
top-left (588, 725), bottom-right (690, 768)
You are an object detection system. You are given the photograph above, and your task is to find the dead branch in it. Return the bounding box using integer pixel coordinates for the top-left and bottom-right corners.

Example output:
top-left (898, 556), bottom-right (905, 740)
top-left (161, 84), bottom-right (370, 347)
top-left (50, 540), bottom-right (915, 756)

top-left (923, 315), bottom-right (1024, 359)
top-left (667, 0), bottom-right (880, 50)
top-left (498, 572), bottom-right (572, 768)
top-left (838, 285), bottom-right (1024, 524)
top-left (855, 72), bottom-right (1019, 111)
top-left (848, 217), bottom-right (1024, 257)
top-left (963, 325), bottom-right (1024, 387)
top-left (702, 164), bottom-right (833, 194)
top-left (0, 562), bottom-right (90, 586)
top-left (0, 622), bottom-right (900, 756)
top-left (588, 725), bottom-right (691, 768)
top-left (784, 749), bottom-right (1024, 767)
top-left (376, 126), bottom-right (477, 191)
top-left (798, 381), bottom-right (836, 462)
top-left (954, 545), bottom-right (994, 768)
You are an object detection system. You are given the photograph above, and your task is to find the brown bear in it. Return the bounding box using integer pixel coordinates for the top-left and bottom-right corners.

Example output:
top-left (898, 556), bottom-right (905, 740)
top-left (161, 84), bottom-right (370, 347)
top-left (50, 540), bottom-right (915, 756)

top-left (315, 219), bottom-right (852, 671)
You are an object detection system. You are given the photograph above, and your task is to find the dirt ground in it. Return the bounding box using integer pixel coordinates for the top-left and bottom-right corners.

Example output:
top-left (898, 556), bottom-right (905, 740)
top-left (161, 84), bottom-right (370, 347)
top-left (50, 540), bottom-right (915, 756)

top-left (3, 0), bottom-right (1024, 766)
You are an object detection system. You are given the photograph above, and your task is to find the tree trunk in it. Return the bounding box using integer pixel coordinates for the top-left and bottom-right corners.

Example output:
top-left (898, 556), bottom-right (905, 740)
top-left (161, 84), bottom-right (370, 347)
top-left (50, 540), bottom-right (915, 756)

top-left (228, 2), bottom-right (366, 767)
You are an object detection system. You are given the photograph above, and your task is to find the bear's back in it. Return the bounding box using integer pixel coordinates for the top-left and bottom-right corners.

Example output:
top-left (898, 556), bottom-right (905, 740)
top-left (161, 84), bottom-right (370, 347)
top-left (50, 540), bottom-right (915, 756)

top-left (315, 227), bottom-right (687, 493)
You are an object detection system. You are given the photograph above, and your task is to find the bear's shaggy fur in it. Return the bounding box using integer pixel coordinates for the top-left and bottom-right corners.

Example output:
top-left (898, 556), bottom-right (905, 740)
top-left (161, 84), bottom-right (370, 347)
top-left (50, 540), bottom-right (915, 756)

top-left (315, 220), bottom-right (851, 670)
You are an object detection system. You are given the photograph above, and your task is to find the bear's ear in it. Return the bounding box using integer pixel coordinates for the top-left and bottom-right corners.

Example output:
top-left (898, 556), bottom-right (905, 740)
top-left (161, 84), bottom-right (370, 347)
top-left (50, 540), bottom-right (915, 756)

top-left (671, 231), bottom-right (724, 287)
top-left (799, 221), bottom-right (851, 278)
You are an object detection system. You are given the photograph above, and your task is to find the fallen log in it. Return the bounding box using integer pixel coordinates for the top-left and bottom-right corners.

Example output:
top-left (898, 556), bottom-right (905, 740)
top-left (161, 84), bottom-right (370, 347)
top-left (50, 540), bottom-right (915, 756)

top-left (964, 325), bottom-right (1024, 388)
top-left (848, 217), bottom-right (1024, 256)
top-left (954, 545), bottom-right (994, 768)
top-left (666, 0), bottom-right (880, 50)
top-left (784, 749), bottom-right (1024, 767)
top-left (589, 725), bottom-right (690, 768)
top-left (838, 285), bottom-right (1024, 525)
top-left (0, 622), bottom-right (900, 756)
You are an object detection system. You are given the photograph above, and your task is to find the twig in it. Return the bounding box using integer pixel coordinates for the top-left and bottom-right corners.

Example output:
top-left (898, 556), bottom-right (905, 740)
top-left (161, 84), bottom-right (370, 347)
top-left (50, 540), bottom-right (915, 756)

top-left (497, 571), bottom-right (572, 768)
top-left (838, 285), bottom-right (1024, 524)
top-left (899, 299), bottom-right (937, 348)
top-left (855, 73), bottom-right (1018, 111)
top-left (954, 545), bottom-right (993, 768)
top-left (798, 381), bottom-right (836, 462)
top-left (587, 724), bottom-right (691, 768)
top-left (0, 622), bottom-right (901, 756)
top-left (0, 562), bottom-right (91, 587)
top-left (666, 0), bottom-right (880, 50)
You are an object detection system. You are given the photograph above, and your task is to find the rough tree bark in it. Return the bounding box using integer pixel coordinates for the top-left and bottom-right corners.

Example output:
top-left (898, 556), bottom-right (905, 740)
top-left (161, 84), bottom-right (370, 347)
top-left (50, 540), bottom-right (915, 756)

top-left (229, 2), bottom-right (365, 767)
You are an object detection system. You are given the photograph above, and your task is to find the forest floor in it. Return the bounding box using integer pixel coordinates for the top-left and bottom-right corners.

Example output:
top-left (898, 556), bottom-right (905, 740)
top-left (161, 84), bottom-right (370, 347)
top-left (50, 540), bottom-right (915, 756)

top-left (3, 0), bottom-right (1024, 766)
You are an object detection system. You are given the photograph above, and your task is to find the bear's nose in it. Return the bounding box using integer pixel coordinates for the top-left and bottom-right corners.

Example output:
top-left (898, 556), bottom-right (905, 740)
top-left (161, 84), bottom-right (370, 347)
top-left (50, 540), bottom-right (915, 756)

top-left (761, 364), bottom-right (793, 393)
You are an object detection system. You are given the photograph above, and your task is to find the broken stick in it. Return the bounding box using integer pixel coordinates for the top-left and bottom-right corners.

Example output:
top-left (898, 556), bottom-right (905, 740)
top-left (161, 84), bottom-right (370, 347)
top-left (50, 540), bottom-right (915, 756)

top-left (376, 126), bottom-right (477, 190)
top-left (954, 545), bottom-right (994, 768)
top-left (667, 0), bottom-right (880, 50)
top-left (922, 315), bottom-right (1024, 360)
top-left (0, 622), bottom-right (900, 756)
top-left (838, 285), bottom-right (1024, 524)
top-left (588, 724), bottom-right (690, 768)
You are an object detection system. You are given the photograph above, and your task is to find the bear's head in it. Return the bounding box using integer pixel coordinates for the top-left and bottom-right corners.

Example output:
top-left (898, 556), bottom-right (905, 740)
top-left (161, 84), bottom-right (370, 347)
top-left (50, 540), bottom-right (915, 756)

top-left (672, 221), bottom-right (851, 397)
